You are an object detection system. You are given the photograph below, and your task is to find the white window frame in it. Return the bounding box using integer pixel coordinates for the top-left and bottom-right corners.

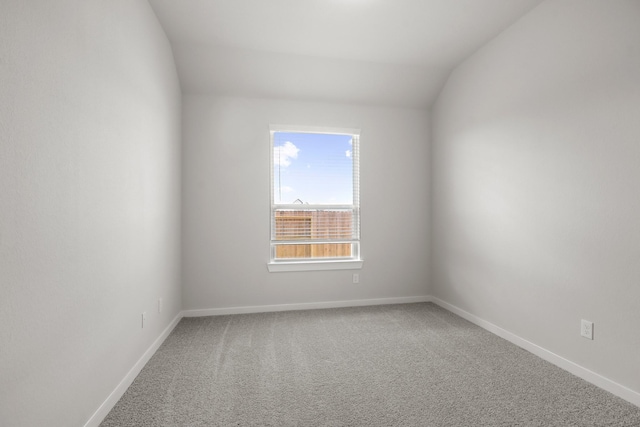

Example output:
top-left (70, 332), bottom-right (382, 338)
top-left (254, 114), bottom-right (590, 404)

top-left (267, 125), bottom-right (363, 272)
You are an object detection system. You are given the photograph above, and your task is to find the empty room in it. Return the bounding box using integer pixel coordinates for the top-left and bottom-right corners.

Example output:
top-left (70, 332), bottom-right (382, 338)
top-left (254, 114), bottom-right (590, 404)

top-left (2, 0), bottom-right (640, 426)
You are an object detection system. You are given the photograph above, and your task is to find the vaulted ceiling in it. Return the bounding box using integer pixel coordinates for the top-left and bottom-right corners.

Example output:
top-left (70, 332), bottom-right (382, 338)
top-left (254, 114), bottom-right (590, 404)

top-left (148, 0), bottom-right (543, 109)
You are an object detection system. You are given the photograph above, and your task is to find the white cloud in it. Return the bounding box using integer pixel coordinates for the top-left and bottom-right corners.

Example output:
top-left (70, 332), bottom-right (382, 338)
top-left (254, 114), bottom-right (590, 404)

top-left (274, 141), bottom-right (299, 167)
top-left (345, 150), bottom-right (352, 158)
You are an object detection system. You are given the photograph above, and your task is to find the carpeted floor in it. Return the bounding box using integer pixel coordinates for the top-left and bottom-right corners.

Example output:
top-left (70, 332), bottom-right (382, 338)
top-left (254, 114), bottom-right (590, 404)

top-left (101, 303), bottom-right (640, 426)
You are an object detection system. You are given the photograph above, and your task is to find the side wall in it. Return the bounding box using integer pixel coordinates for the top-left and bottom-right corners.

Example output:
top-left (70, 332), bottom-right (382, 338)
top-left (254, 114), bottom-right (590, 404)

top-left (431, 0), bottom-right (640, 397)
top-left (182, 96), bottom-right (430, 310)
top-left (0, 1), bottom-right (182, 425)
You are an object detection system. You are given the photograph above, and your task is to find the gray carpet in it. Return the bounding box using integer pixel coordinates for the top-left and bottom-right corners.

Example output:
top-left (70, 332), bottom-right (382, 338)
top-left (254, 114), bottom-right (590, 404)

top-left (101, 303), bottom-right (640, 426)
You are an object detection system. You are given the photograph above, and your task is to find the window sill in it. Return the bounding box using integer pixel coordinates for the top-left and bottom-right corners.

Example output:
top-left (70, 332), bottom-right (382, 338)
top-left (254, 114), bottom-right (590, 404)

top-left (267, 259), bottom-right (363, 273)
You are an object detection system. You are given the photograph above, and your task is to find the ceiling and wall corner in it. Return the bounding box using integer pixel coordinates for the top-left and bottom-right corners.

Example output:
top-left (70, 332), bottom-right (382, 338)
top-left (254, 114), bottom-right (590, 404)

top-left (151, 0), bottom-right (545, 315)
top-left (147, 0), bottom-right (544, 108)
top-left (8, 1), bottom-right (640, 425)
top-left (148, 0), bottom-right (640, 407)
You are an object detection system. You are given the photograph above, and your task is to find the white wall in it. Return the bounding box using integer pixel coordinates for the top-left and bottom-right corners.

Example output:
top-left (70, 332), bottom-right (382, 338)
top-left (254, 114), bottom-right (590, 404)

top-left (0, 1), bottom-right (182, 425)
top-left (431, 0), bottom-right (640, 396)
top-left (182, 96), bottom-right (430, 310)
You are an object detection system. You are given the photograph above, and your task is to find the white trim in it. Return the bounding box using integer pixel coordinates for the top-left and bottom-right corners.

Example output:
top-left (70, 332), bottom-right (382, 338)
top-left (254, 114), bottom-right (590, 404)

top-left (270, 126), bottom-right (361, 263)
top-left (182, 295), bottom-right (432, 317)
top-left (83, 313), bottom-right (182, 427)
top-left (270, 124), bottom-right (361, 135)
top-left (267, 259), bottom-right (363, 272)
top-left (430, 297), bottom-right (640, 408)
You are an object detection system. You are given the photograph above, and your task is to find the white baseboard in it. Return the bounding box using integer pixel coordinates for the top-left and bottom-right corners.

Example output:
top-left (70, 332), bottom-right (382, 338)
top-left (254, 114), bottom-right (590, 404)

top-left (430, 297), bottom-right (640, 408)
top-left (84, 313), bottom-right (182, 427)
top-left (182, 295), bottom-right (432, 317)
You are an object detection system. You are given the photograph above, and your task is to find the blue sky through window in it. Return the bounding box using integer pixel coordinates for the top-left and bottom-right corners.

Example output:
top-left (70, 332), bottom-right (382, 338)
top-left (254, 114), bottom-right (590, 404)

top-left (273, 132), bottom-right (354, 205)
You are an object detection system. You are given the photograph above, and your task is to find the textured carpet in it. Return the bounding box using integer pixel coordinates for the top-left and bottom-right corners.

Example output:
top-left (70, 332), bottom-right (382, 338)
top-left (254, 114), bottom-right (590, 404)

top-left (101, 303), bottom-right (640, 426)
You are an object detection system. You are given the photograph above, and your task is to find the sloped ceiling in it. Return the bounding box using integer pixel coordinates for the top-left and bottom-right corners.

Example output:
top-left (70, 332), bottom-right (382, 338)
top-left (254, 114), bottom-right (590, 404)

top-left (148, 0), bottom-right (543, 109)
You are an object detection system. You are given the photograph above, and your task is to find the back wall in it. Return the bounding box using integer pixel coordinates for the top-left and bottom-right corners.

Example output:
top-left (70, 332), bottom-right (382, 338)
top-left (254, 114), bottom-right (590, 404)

top-left (181, 96), bottom-right (430, 310)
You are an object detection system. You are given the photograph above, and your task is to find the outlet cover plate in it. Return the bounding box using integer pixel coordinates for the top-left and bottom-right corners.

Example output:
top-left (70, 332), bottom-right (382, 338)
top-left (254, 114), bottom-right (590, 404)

top-left (581, 319), bottom-right (594, 340)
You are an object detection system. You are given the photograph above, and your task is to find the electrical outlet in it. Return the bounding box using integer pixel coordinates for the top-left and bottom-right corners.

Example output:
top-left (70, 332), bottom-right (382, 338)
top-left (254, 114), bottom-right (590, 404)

top-left (353, 273), bottom-right (360, 284)
top-left (142, 312), bottom-right (147, 329)
top-left (581, 319), bottom-right (594, 340)
top-left (158, 298), bottom-right (163, 313)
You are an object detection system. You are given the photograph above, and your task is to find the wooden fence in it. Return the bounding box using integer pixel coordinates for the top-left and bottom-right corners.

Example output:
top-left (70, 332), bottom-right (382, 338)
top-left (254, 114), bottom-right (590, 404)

top-left (274, 210), bottom-right (353, 259)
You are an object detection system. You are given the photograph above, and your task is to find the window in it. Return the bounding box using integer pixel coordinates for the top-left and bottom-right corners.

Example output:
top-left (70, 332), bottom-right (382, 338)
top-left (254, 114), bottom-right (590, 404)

top-left (268, 125), bottom-right (362, 272)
